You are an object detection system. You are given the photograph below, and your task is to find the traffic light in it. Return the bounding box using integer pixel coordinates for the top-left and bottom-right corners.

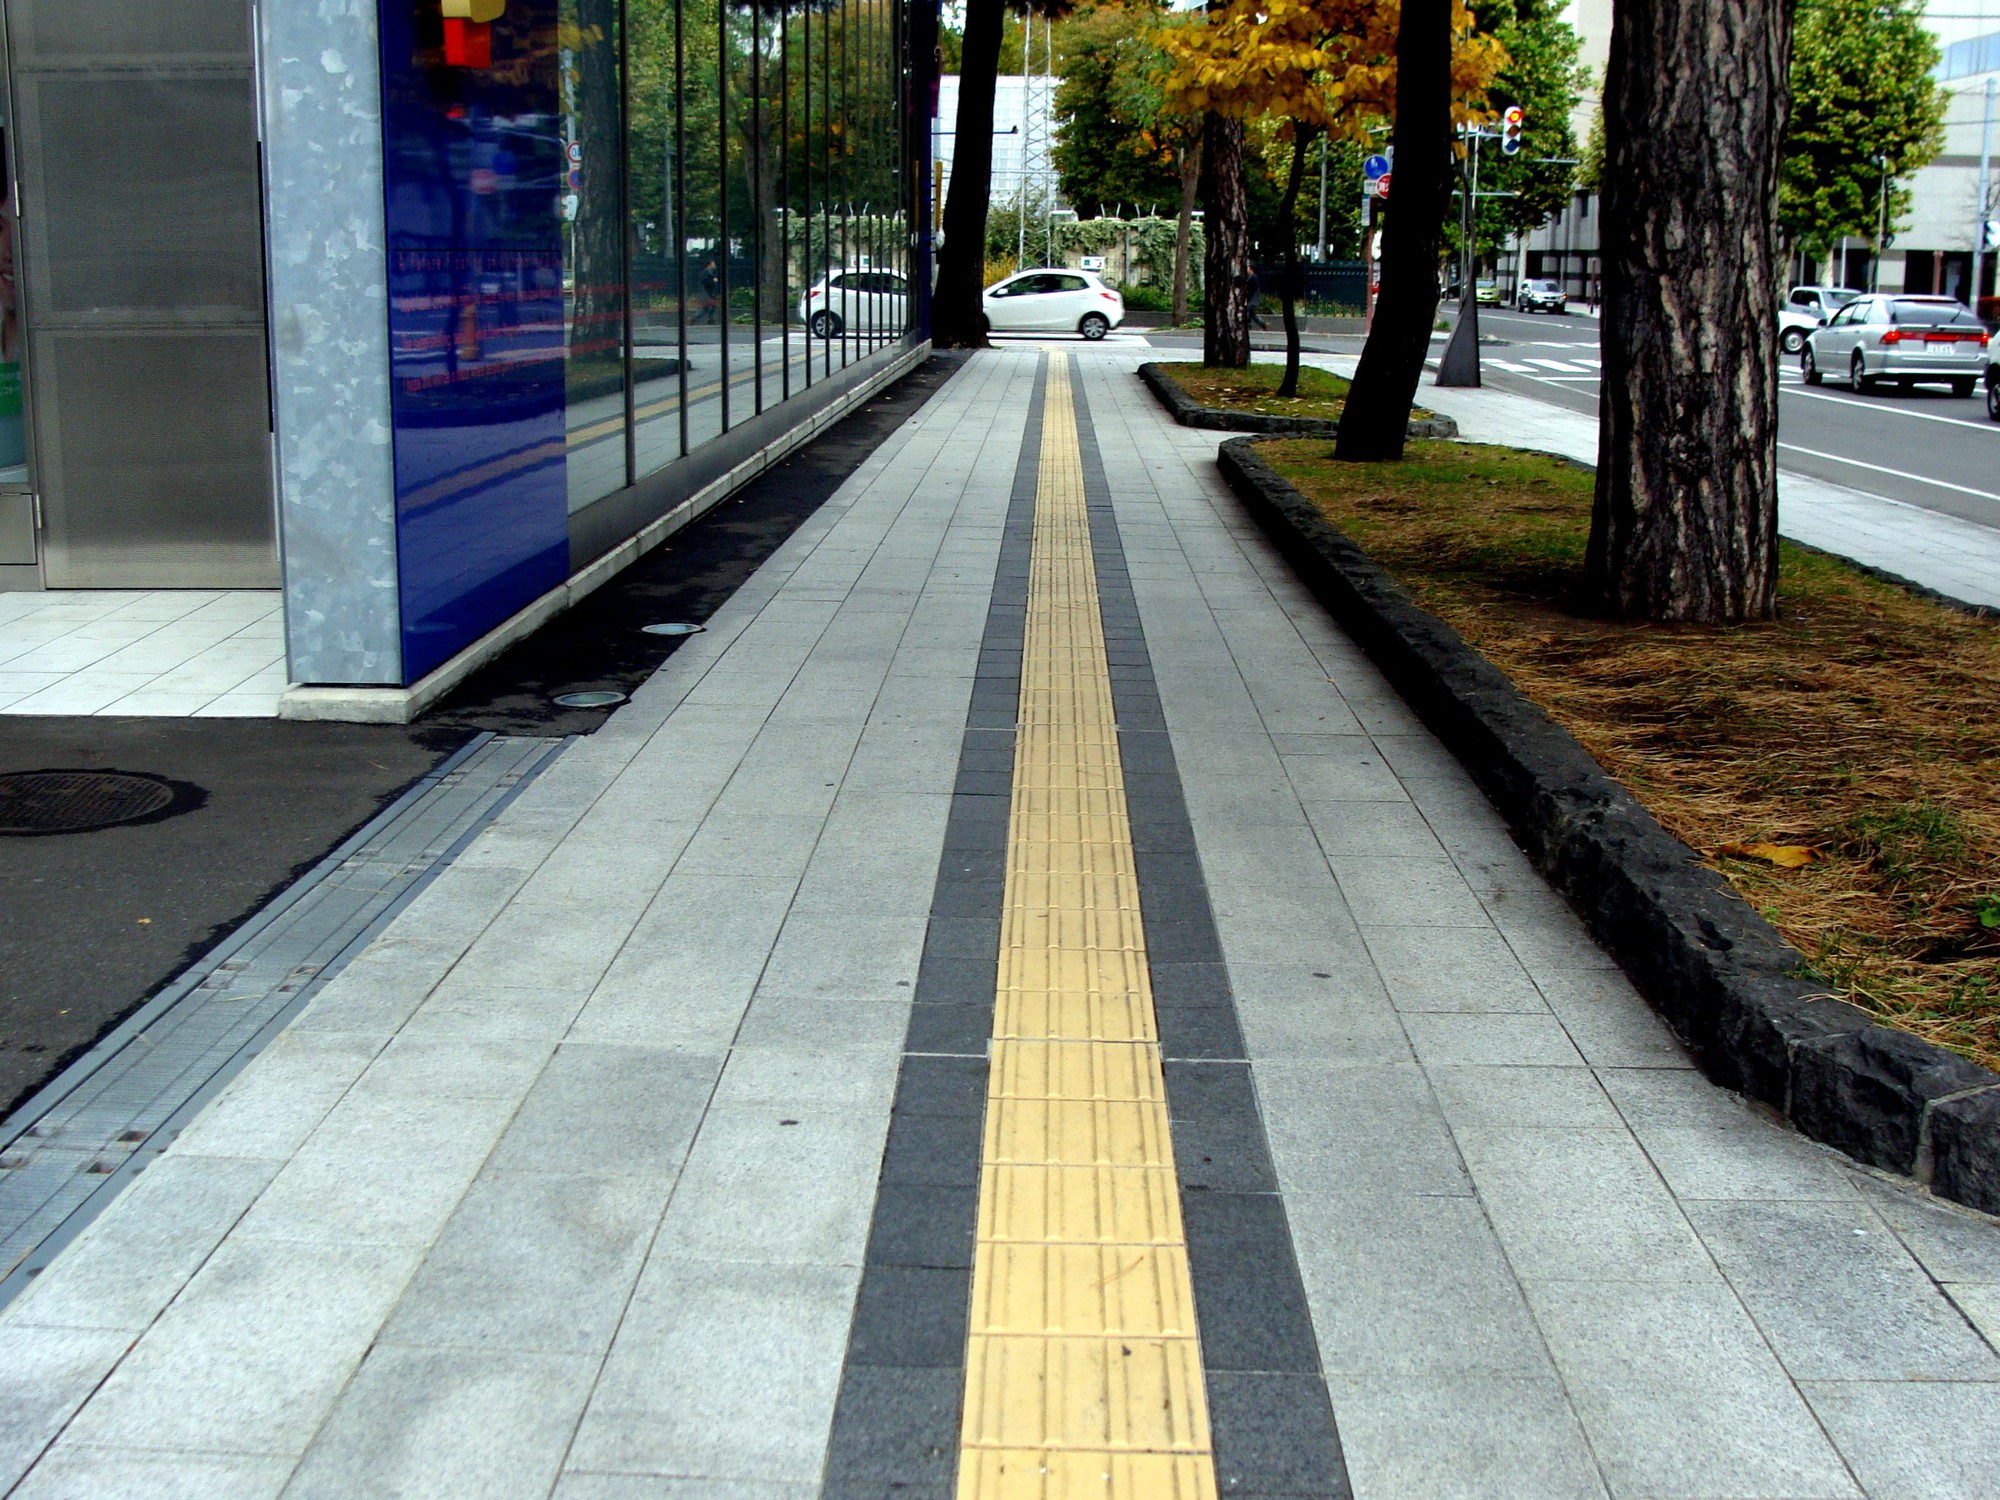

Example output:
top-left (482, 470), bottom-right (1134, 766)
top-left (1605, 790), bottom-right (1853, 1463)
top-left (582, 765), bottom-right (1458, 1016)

top-left (1501, 106), bottom-right (1525, 156)
top-left (442, 0), bottom-right (505, 68)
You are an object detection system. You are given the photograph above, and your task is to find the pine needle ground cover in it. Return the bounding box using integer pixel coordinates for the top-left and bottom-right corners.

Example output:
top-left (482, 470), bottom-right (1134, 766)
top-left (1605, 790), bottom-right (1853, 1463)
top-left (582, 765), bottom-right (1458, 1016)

top-left (1261, 437), bottom-right (2000, 1069)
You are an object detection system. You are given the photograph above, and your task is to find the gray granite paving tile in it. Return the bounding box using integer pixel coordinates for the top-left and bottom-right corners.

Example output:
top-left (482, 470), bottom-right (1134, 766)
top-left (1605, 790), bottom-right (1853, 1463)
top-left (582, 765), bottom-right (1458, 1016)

top-left (284, 1346), bottom-right (597, 1499)
top-left (6, 1155), bottom-right (279, 1333)
top-left (1946, 1281), bottom-right (2000, 1344)
top-left (1331, 856), bottom-right (1493, 927)
top-left (1292, 1194), bottom-right (1555, 1379)
top-left (1303, 796), bottom-right (1448, 857)
top-left (1363, 925), bottom-right (1550, 1013)
top-left (731, 993), bottom-right (912, 1053)
top-left (1686, 1199), bottom-right (2000, 1381)
top-left (1405, 1012), bottom-right (1586, 1068)
top-left (555, 1477), bottom-right (814, 1499)
top-left (570, 1258), bottom-right (857, 1482)
top-left (0, 1324), bottom-right (135, 1490)
top-left (485, 1044), bottom-right (719, 1180)
top-left (1855, 1177), bottom-right (2000, 1286)
top-left (57, 1237), bottom-right (423, 1457)
top-left (754, 909), bottom-right (928, 1004)
top-left (1427, 1066), bottom-right (1623, 1132)
top-left (1257, 1061), bottom-right (1475, 1200)
top-left (396, 982), bottom-right (593, 1042)
top-left (1282, 745), bottom-right (1410, 802)
top-left (1601, 1069), bottom-right (1863, 1201)
top-left (577, 876), bottom-right (798, 1047)
top-left (672, 813), bottom-right (827, 880)
top-left (10, 1447), bottom-right (292, 1500)
top-left (1328, 1374), bottom-right (1606, 1500)
top-left (1803, 1380), bottom-right (2000, 1500)
top-left (234, 1091), bottom-right (518, 1248)
top-left (379, 1171), bottom-right (667, 1355)
top-left (711, 1046), bottom-right (900, 1110)
top-left (168, 1030), bottom-right (382, 1159)
top-left (1531, 967), bottom-right (1693, 1068)
top-left (348, 1034), bottom-right (554, 1101)
top-left (1455, 1128), bottom-right (1714, 1282)
top-left (289, 936), bottom-right (465, 1037)
top-left (1234, 990), bottom-right (1415, 1065)
top-left (654, 1106), bottom-right (886, 1263)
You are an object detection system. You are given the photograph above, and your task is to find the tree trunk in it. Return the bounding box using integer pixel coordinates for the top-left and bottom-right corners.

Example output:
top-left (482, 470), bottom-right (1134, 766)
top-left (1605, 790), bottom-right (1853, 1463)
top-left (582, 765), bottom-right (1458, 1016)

top-left (1277, 130), bottom-right (1313, 399)
top-left (1201, 114), bottom-right (1250, 366)
top-left (1336, 0), bottom-right (1452, 459)
top-left (570, 0), bottom-right (624, 393)
top-left (932, 0), bottom-right (1003, 348)
top-left (1173, 134), bottom-right (1201, 327)
top-left (1585, 0), bottom-right (1792, 621)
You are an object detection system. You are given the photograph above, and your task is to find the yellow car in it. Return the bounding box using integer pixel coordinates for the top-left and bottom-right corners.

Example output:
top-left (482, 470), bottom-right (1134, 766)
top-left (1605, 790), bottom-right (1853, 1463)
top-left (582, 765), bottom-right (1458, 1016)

top-left (1475, 279), bottom-right (1501, 306)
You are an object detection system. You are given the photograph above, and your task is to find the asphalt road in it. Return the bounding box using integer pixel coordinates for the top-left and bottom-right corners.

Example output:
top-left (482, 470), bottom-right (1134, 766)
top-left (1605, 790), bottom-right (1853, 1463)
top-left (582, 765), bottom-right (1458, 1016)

top-left (1153, 310), bottom-right (2000, 532)
top-left (1440, 307), bottom-right (2000, 532)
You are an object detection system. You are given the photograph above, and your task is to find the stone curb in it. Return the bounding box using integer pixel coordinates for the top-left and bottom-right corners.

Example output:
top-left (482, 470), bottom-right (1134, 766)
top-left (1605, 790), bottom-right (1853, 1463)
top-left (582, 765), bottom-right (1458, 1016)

top-left (1138, 361), bottom-right (1460, 440)
top-left (1216, 435), bottom-right (2000, 1214)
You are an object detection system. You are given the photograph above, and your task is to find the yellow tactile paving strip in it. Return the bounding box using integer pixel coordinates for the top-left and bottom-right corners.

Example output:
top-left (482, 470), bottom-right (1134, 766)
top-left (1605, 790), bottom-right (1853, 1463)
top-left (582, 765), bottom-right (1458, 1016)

top-left (956, 354), bottom-right (1219, 1500)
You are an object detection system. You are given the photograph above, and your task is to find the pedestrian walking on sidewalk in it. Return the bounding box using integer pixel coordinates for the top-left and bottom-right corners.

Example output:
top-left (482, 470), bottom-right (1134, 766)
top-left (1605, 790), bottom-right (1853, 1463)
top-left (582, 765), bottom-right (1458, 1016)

top-left (699, 257), bottom-right (721, 324)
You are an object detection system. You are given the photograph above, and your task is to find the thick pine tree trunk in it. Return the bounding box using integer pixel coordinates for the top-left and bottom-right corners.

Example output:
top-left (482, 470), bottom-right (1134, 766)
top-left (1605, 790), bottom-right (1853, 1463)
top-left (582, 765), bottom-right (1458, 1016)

top-left (932, 0), bottom-right (1003, 348)
top-left (1277, 131), bottom-right (1313, 399)
top-left (1201, 114), bottom-right (1250, 367)
top-left (1335, 0), bottom-right (1451, 458)
top-left (1173, 135), bottom-right (1201, 327)
top-left (1585, 0), bottom-right (1793, 621)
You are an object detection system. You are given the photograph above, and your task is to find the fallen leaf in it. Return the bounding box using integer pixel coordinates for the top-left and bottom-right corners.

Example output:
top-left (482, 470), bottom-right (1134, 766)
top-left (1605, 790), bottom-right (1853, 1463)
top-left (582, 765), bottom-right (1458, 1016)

top-left (1718, 842), bottom-right (1819, 869)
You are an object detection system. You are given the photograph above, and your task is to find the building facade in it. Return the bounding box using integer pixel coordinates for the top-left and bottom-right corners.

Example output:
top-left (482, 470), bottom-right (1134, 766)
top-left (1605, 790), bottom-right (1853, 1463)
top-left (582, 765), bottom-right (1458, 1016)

top-left (0, 0), bottom-right (933, 716)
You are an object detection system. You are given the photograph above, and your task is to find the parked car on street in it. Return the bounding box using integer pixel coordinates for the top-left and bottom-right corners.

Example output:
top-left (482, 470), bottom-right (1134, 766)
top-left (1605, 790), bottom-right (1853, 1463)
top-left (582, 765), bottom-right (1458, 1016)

top-left (1780, 283), bottom-right (1859, 354)
top-left (1803, 295), bottom-right (1988, 395)
top-left (1516, 278), bottom-right (1568, 314)
top-left (1474, 278), bottom-right (1501, 306)
top-left (798, 266), bottom-right (910, 338)
top-left (981, 268), bottom-right (1125, 339)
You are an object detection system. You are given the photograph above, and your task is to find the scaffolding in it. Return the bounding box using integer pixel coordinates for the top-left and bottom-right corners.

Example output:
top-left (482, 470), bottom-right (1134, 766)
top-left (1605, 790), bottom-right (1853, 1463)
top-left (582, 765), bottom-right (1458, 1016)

top-left (1017, 11), bottom-right (1060, 265)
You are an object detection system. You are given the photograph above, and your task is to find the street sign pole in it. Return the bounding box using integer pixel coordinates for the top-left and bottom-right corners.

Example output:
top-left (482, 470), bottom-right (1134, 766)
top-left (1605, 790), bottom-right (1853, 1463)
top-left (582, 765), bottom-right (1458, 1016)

top-left (1437, 129), bottom-right (1484, 387)
top-left (1976, 75), bottom-right (1994, 312)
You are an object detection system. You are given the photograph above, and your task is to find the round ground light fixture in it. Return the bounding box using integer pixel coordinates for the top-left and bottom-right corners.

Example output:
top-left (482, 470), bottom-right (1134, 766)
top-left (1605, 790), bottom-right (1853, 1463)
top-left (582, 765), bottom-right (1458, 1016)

top-left (641, 622), bottom-right (706, 637)
top-left (0, 770), bottom-right (200, 836)
top-left (552, 690), bottom-right (628, 709)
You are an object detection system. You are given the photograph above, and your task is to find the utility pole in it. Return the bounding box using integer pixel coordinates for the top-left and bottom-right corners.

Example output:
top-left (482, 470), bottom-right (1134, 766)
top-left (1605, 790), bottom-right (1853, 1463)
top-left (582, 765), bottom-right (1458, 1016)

top-left (1316, 137), bottom-right (1328, 263)
top-left (1873, 153), bottom-right (1890, 293)
top-left (1976, 76), bottom-right (1994, 309)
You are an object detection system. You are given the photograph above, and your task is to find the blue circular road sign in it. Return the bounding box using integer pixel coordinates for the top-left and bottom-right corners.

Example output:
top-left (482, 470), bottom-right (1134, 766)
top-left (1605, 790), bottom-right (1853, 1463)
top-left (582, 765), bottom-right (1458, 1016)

top-left (1363, 154), bottom-right (1390, 181)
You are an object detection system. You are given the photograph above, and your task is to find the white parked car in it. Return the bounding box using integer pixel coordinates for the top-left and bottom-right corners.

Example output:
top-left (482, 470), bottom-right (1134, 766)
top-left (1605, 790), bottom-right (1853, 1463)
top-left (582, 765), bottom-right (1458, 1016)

top-left (799, 267), bottom-right (909, 338)
top-left (982, 268), bottom-right (1125, 339)
top-left (1779, 283), bottom-right (1859, 354)
top-left (1802, 294), bottom-right (1988, 395)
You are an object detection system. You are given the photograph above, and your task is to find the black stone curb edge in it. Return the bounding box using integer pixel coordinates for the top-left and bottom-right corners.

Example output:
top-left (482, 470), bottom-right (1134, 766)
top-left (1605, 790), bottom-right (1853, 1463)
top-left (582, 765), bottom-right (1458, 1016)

top-left (1138, 360), bottom-right (1460, 440)
top-left (1216, 434), bottom-right (2000, 1217)
top-left (1076, 378), bottom-right (1353, 1499)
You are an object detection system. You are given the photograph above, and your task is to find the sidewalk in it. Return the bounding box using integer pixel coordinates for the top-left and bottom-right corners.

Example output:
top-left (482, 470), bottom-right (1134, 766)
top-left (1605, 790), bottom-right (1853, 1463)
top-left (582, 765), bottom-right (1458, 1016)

top-left (1, 349), bottom-right (1996, 1499)
top-left (1291, 350), bottom-right (2000, 610)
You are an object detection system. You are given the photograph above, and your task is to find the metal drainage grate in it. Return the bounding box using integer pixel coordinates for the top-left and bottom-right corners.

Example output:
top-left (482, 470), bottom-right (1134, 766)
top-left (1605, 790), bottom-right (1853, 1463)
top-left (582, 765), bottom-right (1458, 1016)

top-left (0, 771), bottom-right (192, 836)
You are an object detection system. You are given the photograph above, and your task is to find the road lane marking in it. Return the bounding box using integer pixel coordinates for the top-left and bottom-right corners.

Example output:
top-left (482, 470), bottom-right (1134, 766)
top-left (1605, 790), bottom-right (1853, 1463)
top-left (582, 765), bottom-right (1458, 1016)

top-left (1776, 442), bottom-right (2000, 503)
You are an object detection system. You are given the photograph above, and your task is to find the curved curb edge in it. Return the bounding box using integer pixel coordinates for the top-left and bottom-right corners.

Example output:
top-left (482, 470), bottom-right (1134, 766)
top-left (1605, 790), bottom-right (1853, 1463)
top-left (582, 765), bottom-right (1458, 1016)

top-left (1216, 434), bottom-right (2000, 1214)
top-left (1138, 361), bottom-right (1460, 441)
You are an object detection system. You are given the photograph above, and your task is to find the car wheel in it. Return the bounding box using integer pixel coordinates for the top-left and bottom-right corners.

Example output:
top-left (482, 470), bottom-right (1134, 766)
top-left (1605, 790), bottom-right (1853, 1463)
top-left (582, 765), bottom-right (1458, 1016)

top-left (808, 311), bottom-right (842, 338)
top-left (1079, 313), bottom-right (1109, 341)
top-left (1780, 327), bottom-right (1805, 355)
top-left (1955, 378), bottom-right (1977, 398)
top-left (1986, 374), bottom-right (2000, 421)
top-left (1851, 351), bottom-right (1877, 392)
top-left (1801, 347), bottom-right (1821, 385)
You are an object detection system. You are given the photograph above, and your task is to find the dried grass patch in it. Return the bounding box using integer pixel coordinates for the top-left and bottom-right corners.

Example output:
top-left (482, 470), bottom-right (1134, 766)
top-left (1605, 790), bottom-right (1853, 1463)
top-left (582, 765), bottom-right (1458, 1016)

top-left (1161, 361), bottom-right (1353, 421)
top-left (1262, 437), bottom-right (2000, 1069)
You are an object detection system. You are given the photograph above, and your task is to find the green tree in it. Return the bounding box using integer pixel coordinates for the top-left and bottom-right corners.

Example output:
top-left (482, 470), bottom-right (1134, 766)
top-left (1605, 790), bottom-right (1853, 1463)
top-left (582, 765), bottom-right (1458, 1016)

top-left (1781, 0), bottom-right (1946, 271)
top-left (1050, 3), bottom-right (1183, 218)
top-left (1465, 0), bottom-right (1583, 261)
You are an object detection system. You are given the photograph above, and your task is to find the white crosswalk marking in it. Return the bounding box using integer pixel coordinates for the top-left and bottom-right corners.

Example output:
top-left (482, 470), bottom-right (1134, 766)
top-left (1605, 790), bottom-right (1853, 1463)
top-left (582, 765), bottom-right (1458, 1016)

top-left (1525, 357), bottom-right (1589, 373)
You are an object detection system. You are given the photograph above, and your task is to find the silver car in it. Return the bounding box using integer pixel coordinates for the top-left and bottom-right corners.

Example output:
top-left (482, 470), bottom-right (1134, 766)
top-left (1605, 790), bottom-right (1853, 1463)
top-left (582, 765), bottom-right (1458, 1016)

top-left (1802, 295), bottom-right (1988, 395)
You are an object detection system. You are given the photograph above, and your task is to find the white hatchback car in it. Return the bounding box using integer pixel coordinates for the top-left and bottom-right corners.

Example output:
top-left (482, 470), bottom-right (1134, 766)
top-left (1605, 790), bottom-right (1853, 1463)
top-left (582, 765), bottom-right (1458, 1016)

top-left (799, 267), bottom-right (909, 338)
top-left (982, 268), bottom-right (1125, 339)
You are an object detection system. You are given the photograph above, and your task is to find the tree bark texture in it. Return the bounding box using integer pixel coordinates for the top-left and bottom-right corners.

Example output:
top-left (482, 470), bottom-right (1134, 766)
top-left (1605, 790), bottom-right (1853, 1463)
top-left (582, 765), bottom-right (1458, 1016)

top-left (931, 0), bottom-right (1003, 348)
top-left (1201, 113), bottom-right (1250, 366)
top-left (1586, 0), bottom-right (1793, 621)
top-left (1335, 0), bottom-right (1452, 459)
top-left (570, 0), bottom-right (625, 391)
top-left (1173, 135), bottom-right (1201, 328)
top-left (1276, 131), bottom-right (1313, 398)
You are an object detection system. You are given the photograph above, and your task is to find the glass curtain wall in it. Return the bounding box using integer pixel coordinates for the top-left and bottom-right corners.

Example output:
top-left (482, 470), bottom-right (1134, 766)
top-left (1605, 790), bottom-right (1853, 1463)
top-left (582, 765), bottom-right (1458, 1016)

top-left (578, 0), bottom-right (913, 499)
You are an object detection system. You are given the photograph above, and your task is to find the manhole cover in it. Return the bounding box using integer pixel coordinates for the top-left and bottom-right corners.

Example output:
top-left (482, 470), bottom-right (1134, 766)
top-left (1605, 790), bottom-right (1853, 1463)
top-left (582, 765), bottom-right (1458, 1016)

top-left (642, 622), bottom-right (706, 637)
top-left (0, 770), bottom-right (194, 836)
top-left (552, 690), bottom-right (628, 709)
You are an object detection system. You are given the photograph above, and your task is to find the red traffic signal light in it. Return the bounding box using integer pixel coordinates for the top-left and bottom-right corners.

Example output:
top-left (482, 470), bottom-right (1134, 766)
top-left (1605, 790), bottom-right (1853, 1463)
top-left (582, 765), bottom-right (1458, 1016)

top-left (1501, 106), bottom-right (1525, 156)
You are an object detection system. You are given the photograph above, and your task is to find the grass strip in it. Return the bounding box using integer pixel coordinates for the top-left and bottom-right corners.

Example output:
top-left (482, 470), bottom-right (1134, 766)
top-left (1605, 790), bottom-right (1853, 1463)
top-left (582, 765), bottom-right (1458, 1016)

top-left (1261, 437), bottom-right (2000, 1069)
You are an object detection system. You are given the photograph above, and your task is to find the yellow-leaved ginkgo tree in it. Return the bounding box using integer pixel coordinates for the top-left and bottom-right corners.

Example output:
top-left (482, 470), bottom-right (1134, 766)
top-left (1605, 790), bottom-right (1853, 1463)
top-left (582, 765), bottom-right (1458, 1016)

top-left (1164, 0), bottom-right (1500, 395)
